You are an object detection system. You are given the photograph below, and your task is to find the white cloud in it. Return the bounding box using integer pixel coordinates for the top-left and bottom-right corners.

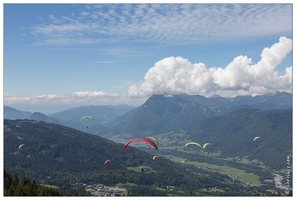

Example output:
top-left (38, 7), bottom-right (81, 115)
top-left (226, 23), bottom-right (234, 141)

top-left (37, 93), bottom-right (58, 99)
top-left (3, 91), bottom-right (146, 106)
top-left (211, 37), bottom-right (292, 93)
top-left (4, 37), bottom-right (292, 105)
top-left (72, 91), bottom-right (120, 98)
top-left (30, 4), bottom-right (292, 46)
top-left (127, 36), bottom-right (292, 98)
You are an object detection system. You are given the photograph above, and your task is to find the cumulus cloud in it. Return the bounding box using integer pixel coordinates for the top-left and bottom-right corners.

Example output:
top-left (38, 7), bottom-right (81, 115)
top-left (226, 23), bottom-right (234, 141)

top-left (127, 37), bottom-right (292, 98)
top-left (4, 37), bottom-right (292, 106)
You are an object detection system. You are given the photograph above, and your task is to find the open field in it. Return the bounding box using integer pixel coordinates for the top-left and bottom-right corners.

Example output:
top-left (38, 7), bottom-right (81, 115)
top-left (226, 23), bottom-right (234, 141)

top-left (220, 157), bottom-right (268, 169)
top-left (163, 155), bottom-right (262, 186)
top-left (115, 182), bottom-right (137, 188)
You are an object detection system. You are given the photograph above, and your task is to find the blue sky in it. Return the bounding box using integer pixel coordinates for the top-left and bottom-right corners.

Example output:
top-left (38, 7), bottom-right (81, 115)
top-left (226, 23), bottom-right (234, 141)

top-left (2, 3), bottom-right (293, 113)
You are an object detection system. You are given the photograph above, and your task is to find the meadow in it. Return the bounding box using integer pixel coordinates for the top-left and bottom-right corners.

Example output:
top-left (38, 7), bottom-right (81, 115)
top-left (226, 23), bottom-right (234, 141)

top-left (163, 155), bottom-right (262, 186)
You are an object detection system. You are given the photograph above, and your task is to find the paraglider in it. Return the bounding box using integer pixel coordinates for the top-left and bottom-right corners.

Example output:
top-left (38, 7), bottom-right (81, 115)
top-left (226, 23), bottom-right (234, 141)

top-left (254, 136), bottom-right (261, 148)
top-left (148, 137), bottom-right (158, 145)
top-left (18, 144), bottom-right (25, 149)
top-left (104, 160), bottom-right (111, 164)
top-left (123, 138), bottom-right (158, 151)
top-left (80, 116), bottom-right (94, 121)
top-left (80, 116), bottom-right (94, 129)
top-left (203, 143), bottom-right (211, 149)
top-left (152, 155), bottom-right (158, 160)
top-left (185, 142), bottom-right (202, 149)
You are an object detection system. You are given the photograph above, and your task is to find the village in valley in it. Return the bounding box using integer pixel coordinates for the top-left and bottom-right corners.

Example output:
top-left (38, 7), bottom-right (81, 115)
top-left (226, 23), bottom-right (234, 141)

top-left (72, 183), bottom-right (127, 196)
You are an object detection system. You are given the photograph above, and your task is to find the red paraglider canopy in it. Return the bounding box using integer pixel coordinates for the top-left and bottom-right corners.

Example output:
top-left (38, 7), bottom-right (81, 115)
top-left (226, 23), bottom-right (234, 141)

top-left (123, 138), bottom-right (158, 150)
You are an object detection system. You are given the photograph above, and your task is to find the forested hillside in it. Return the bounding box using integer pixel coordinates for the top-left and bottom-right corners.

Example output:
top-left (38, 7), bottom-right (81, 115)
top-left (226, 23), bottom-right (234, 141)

top-left (4, 119), bottom-right (263, 196)
top-left (186, 108), bottom-right (292, 170)
top-left (4, 170), bottom-right (64, 196)
top-left (105, 98), bottom-right (291, 171)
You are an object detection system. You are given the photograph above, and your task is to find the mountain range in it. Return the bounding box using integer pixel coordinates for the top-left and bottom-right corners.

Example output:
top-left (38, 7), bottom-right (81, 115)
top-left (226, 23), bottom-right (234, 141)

top-left (103, 92), bottom-right (292, 135)
top-left (3, 92), bottom-right (293, 195)
top-left (4, 104), bottom-right (135, 134)
top-left (4, 92), bottom-right (292, 170)
top-left (4, 92), bottom-right (292, 136)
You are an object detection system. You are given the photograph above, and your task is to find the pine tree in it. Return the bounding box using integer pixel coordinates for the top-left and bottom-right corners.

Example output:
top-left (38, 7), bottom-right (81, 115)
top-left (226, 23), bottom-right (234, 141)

top-left (4, 169), bottom-right (63, 196)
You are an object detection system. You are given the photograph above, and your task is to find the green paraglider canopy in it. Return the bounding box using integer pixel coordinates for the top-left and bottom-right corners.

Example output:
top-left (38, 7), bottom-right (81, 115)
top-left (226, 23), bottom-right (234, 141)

top-left (253, 136), bottom-right (261, 141)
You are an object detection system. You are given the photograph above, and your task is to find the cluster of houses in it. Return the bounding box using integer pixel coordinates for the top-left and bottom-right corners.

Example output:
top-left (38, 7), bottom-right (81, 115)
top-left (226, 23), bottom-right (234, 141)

top-left (72, 183), bottom-right (127, 196)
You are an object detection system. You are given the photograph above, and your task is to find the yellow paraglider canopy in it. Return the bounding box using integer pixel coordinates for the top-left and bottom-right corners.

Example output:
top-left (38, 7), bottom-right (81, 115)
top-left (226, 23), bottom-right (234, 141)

top-left (203, 143), bottom-right (211, 149)
top-left (80, 116), bottom-right (94, 121)
top-left (148, 137), bottom-right (158, 145)
top-left (185, 142), bottom-right (202, 149)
